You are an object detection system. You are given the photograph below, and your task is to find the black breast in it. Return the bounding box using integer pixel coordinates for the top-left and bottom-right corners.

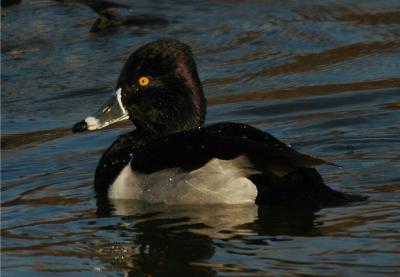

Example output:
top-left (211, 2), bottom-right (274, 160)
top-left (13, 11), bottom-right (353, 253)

top-left (94, 131), bottom-right (141, 196)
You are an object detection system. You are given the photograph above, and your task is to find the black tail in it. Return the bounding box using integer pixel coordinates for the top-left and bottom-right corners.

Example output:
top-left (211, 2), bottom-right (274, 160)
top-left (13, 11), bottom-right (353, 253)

top-left (251, 168), bottom-right (367, 208)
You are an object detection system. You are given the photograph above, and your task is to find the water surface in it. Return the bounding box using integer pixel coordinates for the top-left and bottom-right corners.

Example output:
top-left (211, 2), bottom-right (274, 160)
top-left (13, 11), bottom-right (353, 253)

top-left (2, 0), bottom-right (400, 276)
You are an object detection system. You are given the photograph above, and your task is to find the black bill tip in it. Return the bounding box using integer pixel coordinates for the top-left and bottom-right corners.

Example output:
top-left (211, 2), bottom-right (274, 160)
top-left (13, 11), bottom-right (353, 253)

top-left (72, 120), bottom-right (88, 133)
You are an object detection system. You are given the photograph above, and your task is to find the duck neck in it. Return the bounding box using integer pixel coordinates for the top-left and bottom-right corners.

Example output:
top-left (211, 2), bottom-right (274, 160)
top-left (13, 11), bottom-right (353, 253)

top-left (133, 118), bottom-right (201, 140)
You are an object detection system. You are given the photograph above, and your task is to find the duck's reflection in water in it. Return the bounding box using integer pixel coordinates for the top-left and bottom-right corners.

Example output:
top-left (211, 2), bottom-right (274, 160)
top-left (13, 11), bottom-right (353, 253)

top-left (94, 198), bottom-right (318, 276)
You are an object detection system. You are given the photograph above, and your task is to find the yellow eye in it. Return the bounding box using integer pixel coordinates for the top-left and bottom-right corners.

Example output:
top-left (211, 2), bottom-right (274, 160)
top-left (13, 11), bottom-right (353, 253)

top-left (138, 76), bottom-right (150, 87)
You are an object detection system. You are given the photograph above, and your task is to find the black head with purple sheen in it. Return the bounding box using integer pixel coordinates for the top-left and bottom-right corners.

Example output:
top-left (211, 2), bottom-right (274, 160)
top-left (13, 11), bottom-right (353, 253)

top-left (118, 39), bottom-right (207, 135)
top-left (73, 39), bottom-right (207, 136)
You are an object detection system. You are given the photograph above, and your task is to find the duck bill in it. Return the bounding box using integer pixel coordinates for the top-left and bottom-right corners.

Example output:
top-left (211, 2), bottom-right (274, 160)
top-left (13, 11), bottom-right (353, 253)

top-left (72, 88), bottom-right (129, 132)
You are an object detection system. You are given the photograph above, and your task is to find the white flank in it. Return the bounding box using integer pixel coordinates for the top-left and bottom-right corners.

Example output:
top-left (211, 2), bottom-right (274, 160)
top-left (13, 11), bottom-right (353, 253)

top-left (108, 160), bottom-right (142, 199)
top-left (108, 156), bottom-right (259, 204)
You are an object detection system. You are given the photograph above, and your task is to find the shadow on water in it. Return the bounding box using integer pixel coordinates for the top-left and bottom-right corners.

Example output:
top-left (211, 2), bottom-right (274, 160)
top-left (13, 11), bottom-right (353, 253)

top-left (92, 198), bottom-right (321, 276)
top-left (1, 121), bottom-right (132, 150)
top-left (1, 127), bottom-right (72, 150)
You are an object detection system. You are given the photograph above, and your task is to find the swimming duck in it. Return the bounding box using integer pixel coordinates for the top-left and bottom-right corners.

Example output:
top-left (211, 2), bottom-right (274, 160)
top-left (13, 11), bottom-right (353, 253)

top-left (51, 0), bottom-right (167, 33)
top-left (81, 0), bottom-right (168, 33)
top-left (73, 39), bottom-right (365, 206)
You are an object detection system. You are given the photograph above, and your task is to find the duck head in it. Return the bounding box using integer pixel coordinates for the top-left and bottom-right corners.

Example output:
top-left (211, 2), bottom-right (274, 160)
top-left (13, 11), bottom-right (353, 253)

top-left (73, 39), bottom-right (207, 136)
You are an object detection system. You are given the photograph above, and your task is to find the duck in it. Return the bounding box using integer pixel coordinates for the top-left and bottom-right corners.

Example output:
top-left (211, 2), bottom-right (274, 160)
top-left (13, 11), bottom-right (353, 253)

top-left (51, 0), bottom-right (168, 33)
top-left (73, 39), bottom-right (366, 207)
top-left (80, 0), bottom-right (168, 34)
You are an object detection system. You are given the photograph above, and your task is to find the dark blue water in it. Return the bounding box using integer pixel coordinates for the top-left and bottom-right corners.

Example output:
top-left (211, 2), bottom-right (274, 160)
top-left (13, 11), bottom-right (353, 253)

top-left (2, 0), bottom-right (400, 276)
